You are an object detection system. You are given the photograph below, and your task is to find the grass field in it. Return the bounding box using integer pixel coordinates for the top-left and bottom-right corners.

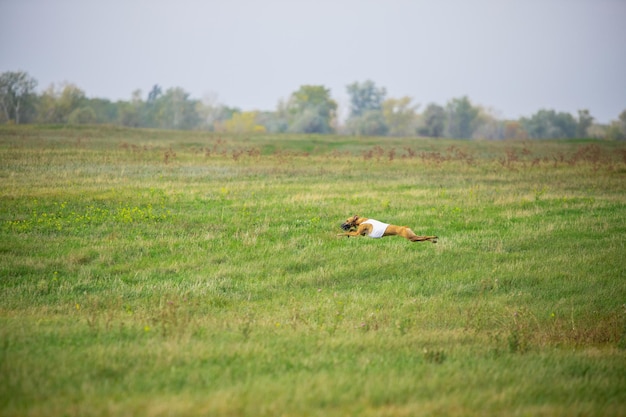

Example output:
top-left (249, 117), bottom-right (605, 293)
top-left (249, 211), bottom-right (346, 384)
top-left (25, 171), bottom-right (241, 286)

top-left (1, 125), bottom-right (625, 416)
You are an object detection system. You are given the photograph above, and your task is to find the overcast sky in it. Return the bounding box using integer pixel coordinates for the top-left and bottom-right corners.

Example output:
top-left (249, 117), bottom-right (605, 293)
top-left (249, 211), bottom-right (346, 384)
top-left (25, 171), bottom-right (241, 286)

top-left (1, 0), bottom-right (624, 123)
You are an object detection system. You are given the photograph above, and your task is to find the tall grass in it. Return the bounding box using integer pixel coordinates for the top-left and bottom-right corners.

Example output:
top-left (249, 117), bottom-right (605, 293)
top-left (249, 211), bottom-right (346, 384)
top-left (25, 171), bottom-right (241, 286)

top-left (1, 125), bottom-right (625, 416)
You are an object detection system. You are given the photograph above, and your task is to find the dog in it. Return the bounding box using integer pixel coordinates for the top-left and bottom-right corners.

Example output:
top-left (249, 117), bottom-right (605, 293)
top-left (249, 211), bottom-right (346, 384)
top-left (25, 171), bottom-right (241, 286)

top-left (338, 215), bottom-right (438, 243)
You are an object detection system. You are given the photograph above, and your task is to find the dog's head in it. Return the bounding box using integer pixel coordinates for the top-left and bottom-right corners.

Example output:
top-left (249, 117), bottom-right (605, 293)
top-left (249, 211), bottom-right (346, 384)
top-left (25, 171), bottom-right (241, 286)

top-left (340, 215), bottom-right (360, 231)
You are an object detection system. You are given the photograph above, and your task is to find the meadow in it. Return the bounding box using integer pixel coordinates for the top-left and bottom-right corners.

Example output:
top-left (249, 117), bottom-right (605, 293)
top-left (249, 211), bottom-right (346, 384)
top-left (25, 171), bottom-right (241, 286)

top-left (1, 125), bottom-right (625, 416)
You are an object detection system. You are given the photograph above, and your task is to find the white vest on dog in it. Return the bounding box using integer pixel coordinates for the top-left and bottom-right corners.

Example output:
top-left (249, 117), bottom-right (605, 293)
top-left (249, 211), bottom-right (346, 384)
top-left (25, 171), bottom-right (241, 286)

top-left (362, 219), bottom-right (389, 238)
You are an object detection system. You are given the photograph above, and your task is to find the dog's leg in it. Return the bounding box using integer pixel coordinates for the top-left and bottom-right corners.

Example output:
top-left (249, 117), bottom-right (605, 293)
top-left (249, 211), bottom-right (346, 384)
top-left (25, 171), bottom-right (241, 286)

top-left (403, 228), bottom-right (438, 243)
top-left (409, 235), bottom-right (438, 243)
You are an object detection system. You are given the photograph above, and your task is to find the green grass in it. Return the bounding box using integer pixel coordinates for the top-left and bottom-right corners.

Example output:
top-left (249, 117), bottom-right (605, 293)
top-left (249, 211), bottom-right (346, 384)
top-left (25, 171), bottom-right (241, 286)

top-left (1, 125), bottom-right (626, 416)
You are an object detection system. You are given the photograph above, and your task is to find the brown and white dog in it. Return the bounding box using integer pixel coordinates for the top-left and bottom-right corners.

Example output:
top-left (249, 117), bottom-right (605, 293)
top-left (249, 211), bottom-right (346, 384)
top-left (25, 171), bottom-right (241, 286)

top-left (338, 215), bottom-right (438, 243)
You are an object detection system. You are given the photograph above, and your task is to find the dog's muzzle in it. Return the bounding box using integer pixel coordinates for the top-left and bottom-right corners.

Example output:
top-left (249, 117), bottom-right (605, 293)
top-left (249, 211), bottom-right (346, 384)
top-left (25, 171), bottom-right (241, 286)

top-left (340, 222), bottom-right (353, 231)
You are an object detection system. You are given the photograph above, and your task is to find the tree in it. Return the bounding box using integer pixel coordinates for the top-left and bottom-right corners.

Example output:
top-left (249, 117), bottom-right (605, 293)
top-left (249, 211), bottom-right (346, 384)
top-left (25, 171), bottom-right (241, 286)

top-left (37, 83), bottom-right (86, 123)
top-left (195, 92), bottom-right (241, 131)
top-left (576, 109), bottom-right (594, 138)
top-left (605, 110), bottom-right (626, 140)
top-left (445, 96), bottom-right (480, 139)
top-left (86, 98), bottom-right (118, 123)
top-left (256, 107), bottom-right (289, 133)
top-left (147, 85), bottom-right (162, 104)
top-left (118, 89), bottom-right (143, 127)
top-left (346, 80), bottom-right (386, 118)
top-left (418, 103), bottom-right (446, 137)
top-left (345, 80), bottom-right (387, 136)
top-left (201, 104), bottom-right (240, 131)
top-left (502, 121), bottom-right (527, 140)
top-left (345, 110), bottom-right (388, 136)
top-left (286, 85), bottom-right (336, 134)
top-left (382, 97), bottom-right (419, 137)
top-left (0, 71), bottom-right (38, 124)
top-left (68, 106), bottom-right (97, 124)
top-left (221, 111), bottom-right (266, 133)
top-left (472, 107), bottom-right (503, 139)
top-left (520, 109), bottom-right (577, 139)
top-left (155, 87), bottom-right (200, 130)
top-left (143, 84), bottom-right (163, 127)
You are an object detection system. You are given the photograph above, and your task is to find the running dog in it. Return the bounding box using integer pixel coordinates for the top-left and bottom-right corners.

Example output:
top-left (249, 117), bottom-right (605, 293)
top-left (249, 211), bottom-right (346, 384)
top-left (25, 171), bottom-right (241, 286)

top-left (338, 215), bottom-right (438, 243)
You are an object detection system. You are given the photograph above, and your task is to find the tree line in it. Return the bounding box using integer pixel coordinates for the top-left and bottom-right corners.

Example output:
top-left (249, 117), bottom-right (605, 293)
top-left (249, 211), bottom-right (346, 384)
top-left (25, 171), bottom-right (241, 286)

top-left (1, 70), bottom-right (625, 140)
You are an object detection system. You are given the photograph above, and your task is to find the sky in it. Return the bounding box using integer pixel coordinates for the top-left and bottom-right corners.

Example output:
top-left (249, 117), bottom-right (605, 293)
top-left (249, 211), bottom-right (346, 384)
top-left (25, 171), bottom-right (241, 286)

top-left (1, 0), bottom-right (625, 123)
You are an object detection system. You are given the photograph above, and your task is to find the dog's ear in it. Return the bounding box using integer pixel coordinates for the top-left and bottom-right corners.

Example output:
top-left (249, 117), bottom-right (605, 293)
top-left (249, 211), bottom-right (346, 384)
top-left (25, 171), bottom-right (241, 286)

top-left (352, 215), bottom-right (359, 222)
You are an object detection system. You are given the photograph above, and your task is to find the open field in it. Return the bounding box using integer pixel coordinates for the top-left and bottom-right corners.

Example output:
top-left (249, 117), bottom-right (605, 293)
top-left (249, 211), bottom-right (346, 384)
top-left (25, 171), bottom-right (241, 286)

top-left (1, 125), bottom-right (625, 416)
